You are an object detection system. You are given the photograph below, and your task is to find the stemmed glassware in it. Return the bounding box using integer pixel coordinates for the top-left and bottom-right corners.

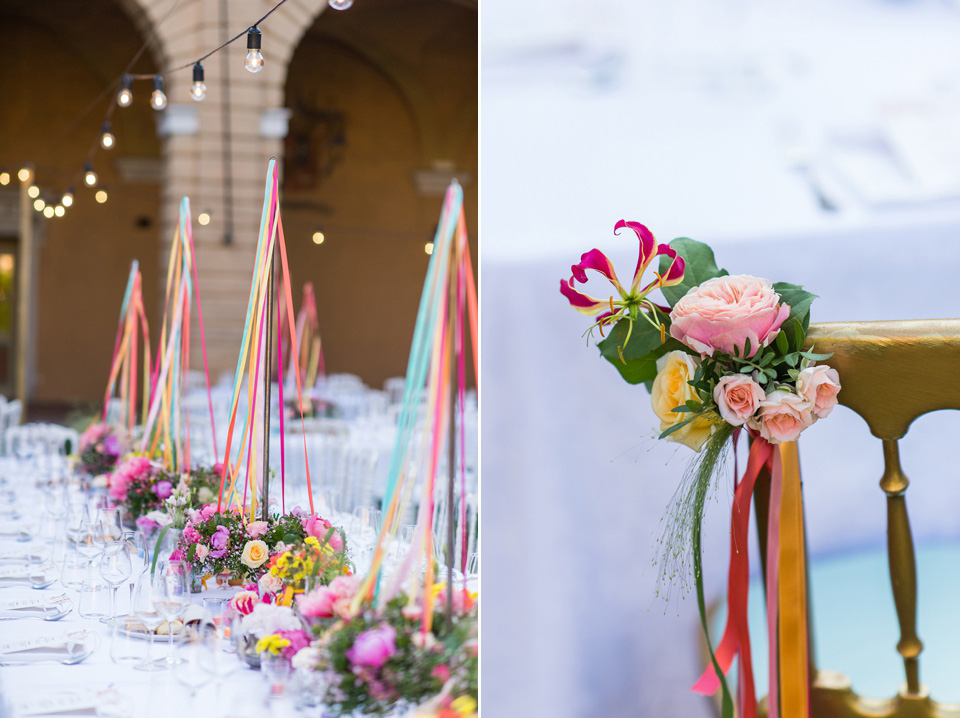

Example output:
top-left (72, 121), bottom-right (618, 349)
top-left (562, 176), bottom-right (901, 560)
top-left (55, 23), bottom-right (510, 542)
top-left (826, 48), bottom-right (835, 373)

top-left (122, 531), bottom-right (148, 615)
top-left (98, 541), bottom-right (132, 623)
top-left (349, 505), bottom-right (381, 573)
top-left (75, 514), bottom-right (101, 562)
top-left (173, 626), bottom-right (214, 701)
top-left (153, 560), bottom-right (190, 666)
top-left (94, 508), bottom-right (124, 552)
top-left (131, 571), bottom-right (166, 672)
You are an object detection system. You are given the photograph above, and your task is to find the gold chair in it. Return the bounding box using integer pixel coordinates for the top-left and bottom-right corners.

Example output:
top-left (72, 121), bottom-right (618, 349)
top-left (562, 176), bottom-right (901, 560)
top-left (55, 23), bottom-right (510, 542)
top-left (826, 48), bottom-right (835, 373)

top-left (752, 319), bottom-right (960, 717)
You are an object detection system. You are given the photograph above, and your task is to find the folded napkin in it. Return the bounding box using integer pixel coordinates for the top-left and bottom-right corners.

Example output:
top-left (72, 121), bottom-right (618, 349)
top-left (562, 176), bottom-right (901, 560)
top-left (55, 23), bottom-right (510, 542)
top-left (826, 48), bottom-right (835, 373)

top-left (13, 689), bottom-right (107, 716)
top-left (0, 632), bottom-right (92, 661)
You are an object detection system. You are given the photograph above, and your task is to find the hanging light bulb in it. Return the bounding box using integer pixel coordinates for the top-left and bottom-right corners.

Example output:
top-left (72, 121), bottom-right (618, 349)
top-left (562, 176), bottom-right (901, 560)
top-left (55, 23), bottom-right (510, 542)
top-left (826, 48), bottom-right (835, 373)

top-left (95, 189), bottom-right (108, 204)
top-left (18, 167), bottom-right (32, 183)
top-left (245, 27), bottom-right (264, 73)
top-left (117, 75), bottom-right (133, 108)
top-left (33, 198), bottom-right (46, 212)
top-left (61, 187), bottom-right (74, 207)
top-left (0, 173), bottom-right (9, 186)
top-left (329, 0), bottom-right (354, 9)
top-left (43, 206), bottom-right (55, 219)
top-left (150, 76), bottom-right (167, 111)
top-left (84, 162), bottom-right (98, 187)
top-left (54, 205), bottom-right (65, 217)
top-left (190, 62), bottom-right (207, 101)
top-left (27, 185), bottom-right (39, 199)
top-left (100, 121), bottom-right (116, 150)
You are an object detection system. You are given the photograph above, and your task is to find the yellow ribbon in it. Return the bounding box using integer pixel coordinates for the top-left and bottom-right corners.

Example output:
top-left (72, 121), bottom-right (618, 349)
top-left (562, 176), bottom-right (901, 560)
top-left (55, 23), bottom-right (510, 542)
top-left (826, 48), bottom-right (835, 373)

top-left (777, 440), bottom-right (809, 718)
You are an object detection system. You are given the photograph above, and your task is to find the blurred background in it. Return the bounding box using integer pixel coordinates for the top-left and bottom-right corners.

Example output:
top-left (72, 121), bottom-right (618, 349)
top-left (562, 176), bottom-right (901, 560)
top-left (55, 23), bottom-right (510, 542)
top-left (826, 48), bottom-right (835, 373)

top-left (1, 0), bottom-right (477, 419)
top-left (481, 0), bottom-right (960, 715)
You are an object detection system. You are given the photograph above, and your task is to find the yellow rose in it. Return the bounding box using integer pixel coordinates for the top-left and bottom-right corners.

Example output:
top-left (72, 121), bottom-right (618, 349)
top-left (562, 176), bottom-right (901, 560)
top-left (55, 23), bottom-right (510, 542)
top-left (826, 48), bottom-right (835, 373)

top-left (240, 539), bottom-right (269, 569)
top-left (651, 350), bottom-right (716, 451)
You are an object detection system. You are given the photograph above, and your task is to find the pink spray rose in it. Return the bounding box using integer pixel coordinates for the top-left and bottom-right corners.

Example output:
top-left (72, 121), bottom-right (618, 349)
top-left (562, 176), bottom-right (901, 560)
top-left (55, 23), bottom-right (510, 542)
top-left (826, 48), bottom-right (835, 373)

top-left (669, 275), bottom-right (791, 358)
top-left (796, 365), bottom-right (841, 419)
top-left (303, 515), bottom-right (343, 551)
top-left (713, 374), bottom-right (766, 427)
top-left (246, 521), bottom-right (269, 538)
top-left (296, 587), bottom-right (337, 618)
top-left (754, 389), bottom-right (814, 444)
top-left (346, 624), bottom-right (396, 670)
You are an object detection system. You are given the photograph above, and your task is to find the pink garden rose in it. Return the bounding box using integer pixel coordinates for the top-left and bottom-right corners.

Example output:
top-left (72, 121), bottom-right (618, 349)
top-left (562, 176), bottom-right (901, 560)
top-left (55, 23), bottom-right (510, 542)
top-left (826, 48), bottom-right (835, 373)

top-left (303, 515), bottom-right (343, 552)
top-left (346, 624), bottom-right (396, 670)
top-left (796, 365), bottom-right (841, 419)
top-left (669, 275), bottom-right (790, 358)
top-left (229, 590), bottom-right (260, 616)
top-left (713, 374), bottom-right (766, 427)
top-left (754, 389), bottom-right (814, 443)
top-left (194, 544), bottom-right (210, 561)
top-left (246, 521), bottom-right (269, 538)
top-left (155, 481), bottom-right (173, 499)
top-left (296, 587), bottom-right (336, 618)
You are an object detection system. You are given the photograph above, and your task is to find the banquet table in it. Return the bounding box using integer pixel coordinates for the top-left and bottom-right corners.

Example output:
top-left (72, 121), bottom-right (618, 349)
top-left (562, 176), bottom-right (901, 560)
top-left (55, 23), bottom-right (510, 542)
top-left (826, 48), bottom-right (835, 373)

top-left (0, 455), bottom-right (443, 718)
top-left (481, 0), bottom-right (960, 716)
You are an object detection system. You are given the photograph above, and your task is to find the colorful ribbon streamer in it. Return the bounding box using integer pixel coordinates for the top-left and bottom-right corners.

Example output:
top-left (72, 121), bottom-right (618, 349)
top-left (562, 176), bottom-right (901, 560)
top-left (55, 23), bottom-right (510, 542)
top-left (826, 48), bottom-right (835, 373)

top-left (693, 436), bottom-right (810, 718)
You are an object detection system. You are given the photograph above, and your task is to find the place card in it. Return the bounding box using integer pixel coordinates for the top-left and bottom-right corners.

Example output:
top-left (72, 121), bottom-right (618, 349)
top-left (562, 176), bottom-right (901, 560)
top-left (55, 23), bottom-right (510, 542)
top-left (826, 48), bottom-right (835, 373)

top-left (0, 564), bottom-right (50, 579)
top-left (14, 691), bottom-right (98, 716)
top-left (0, 547), bottom-right (44, 560)
top-left (0, 635), bottom-right (68, 654)
top-left (0, 594), bottom-right (67, 611)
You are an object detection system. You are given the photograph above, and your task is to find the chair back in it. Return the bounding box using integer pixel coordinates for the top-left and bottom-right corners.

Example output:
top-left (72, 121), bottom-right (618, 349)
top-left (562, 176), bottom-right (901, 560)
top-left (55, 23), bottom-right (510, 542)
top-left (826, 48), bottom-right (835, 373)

top-left (799, 319), bottom-right (960, 717)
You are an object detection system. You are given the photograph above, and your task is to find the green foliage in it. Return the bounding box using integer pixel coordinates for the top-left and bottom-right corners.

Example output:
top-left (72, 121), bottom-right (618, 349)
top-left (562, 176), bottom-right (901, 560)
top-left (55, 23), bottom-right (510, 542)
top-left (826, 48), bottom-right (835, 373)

top-left (597, 315), bottom-right (687, 385)
top-left (658, 238), bottom-right (728, 307)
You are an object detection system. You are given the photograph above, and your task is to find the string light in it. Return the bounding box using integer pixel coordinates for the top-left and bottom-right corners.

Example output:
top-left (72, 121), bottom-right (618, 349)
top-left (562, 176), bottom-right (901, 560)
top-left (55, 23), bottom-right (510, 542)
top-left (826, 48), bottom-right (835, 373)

top-left (33, 198), bottom-right (46, 212)
top-left (117, 75), bottom-right (133, 107)
top-left (18, 167), bottom-right (32, 183)
top-left (61, 188), bottom-right (74, 207)
top-left (54, 205), bottom-right (65, 217)
top-left (329, 0), bottom-right (354, 10)
top-left (151, 76), bottom-right (168, 111)
top-left (100, 121), bottom-right (116, 150)
top-left (0, 173), bottom-right (8, 186)
top-left (198, 211), bottom-right (211, 226)
top-left (312, 230), bottom-right (325, 245)
top-left (245, 27), bottom-right (264, 73)
top-left (95, 189), bottom-right (108, 204)
top-left (84, 163), bottom-right (98, 187)
top-left (27, 185), bottom-right (40, 199)
top-left (424, 241), bottom-right (434, 255)
top-left (43, 206), bottom-right (55, 219)
top-left (190, 62), bottom-right (207, 101)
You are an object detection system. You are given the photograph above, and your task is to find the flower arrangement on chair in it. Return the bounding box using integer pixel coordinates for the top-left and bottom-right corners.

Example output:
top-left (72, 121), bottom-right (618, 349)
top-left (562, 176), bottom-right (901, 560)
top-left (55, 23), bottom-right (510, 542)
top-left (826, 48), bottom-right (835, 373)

top-left (561, 220), bottom-right (841, 718)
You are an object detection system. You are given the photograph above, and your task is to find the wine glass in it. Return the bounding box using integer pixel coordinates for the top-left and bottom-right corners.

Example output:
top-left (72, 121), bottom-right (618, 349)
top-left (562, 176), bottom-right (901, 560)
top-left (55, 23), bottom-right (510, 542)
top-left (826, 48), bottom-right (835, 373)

top-left (153, 560), bottom-right (190, 666)
top-left (98, 541), bottom-right (132, 623)
top-left (131, 571), bottom-right (167, 672)
top-left (75, 513), bottom-right (101, 561)
top-left (122, 530), bottom-right (148, 616)
top-left (349, 505), bottom-right (381, 572)
top-left (173, 626), bottom-right (214, 701)
top-left (94, 507), bottom-right (124, 551)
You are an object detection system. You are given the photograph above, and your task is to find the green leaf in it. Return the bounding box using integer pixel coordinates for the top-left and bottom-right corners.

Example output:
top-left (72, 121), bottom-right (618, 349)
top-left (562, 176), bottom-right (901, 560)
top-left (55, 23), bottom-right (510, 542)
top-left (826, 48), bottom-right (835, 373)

top-left (659, 415), bottom-right (697, 439)
top-left (597, 318), bottom-right (687, 385)
top-left (659, 238), bottom-right (729, 307)
top-left (775, 330), bottom-right (789, 355)
top-left (773, 282), bottom-right (817, 335)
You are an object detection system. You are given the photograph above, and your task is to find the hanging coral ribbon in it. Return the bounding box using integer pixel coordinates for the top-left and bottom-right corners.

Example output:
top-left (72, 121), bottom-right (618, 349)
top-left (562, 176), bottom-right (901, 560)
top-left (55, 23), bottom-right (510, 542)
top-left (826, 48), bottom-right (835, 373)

top-left (692, 436), bottom-right (809, 718)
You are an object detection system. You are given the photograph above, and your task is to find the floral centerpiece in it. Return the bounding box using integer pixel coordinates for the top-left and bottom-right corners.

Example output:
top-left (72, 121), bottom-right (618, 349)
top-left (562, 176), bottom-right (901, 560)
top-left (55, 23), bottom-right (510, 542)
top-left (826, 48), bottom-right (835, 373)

top-left (174, 507), bottom-right (346, 587)
top-left (78, 423), bottom-right (124, 476)
top-left (261, 530), bottom-right (351, 605)
top-left (292, 584), bottom-right (477, 717)
top-left (561, 220), bottom-right (841, 718)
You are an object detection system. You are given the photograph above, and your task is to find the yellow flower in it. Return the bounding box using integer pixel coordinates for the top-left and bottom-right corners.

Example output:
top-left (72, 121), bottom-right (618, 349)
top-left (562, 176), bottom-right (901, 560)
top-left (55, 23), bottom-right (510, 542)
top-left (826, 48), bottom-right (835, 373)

top-left (304, 536), bottom-right (320, 549)
top-left (255, 634), bottom-right (291, 655)
top-left (240, 540), bottom-right (269, 569)
top-left (451, 696), bottom-right (477, 715)
top-left (650, 350), bottom-right (717, 451)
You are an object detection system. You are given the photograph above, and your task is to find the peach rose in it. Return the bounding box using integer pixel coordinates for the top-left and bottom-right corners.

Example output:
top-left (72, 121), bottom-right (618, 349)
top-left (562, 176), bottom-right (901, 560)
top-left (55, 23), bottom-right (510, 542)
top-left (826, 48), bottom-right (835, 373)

top-left (194, 544), bottom-right (210, 561)
top-left (240, 540), bottom-right (269, 569)
top-left (669, 275), bottom-right (790, 358)
top-left (713, 374), bottom-right (765, 427)
top-left (796, 365), bottom-right (840, 419)
top-left (651, 351), bottom-right (716, 451)
top-left (754, 389), bottom-right (814, 443)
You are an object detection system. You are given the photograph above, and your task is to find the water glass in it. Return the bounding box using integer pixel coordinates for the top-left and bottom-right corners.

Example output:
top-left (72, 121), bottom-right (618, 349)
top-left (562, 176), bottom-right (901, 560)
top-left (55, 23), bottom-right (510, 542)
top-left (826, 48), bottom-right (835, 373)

top-left (59, 546), bottom-right (89, 589)
top-left (77, 579), bottom-right (112, 619)
top-left (131, 571), bottom-right (166, 672)
top-left (111, 618), bottom-right (148, 665)
top-left (99, 541), bottom-right (132, 622)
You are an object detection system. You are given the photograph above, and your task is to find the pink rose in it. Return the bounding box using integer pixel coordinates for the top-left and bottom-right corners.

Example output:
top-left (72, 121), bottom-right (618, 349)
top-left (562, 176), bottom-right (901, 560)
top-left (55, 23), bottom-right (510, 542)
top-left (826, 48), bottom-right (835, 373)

top-left (303, 515), bottom-right (343, 552)
top-left (194, 544), bottom-right (210, 561)
top-left (329, 575), bottom-right (361, 599)
top-left (246, 521), bottom-right (269, 538)
top-left (713, 374), bottom-right (766, 426)
top-left (796, 365), bottom-right (840, 419)
top-left (296, 588), bottom-right (336, 618)
top-left (669, 275), bottom-right (790, 358)
top-left (346, 624), bottom-right (396, 670)
top-left (155, 481), bottom-right (173, 499)
top-left (754, 389), bottom-right (814, 444)
top-left (182, 524), bottom-right (201, 543)
top-left (333, 597), bottom-right (358, 621)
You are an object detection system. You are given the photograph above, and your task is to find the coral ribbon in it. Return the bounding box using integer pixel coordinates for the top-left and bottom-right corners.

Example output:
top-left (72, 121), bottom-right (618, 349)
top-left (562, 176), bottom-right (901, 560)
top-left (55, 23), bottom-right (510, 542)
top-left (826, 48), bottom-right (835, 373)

top-left (692, 437), bottom-right (772, 718)
top-left (775, 441), bottom-right (810, 718)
